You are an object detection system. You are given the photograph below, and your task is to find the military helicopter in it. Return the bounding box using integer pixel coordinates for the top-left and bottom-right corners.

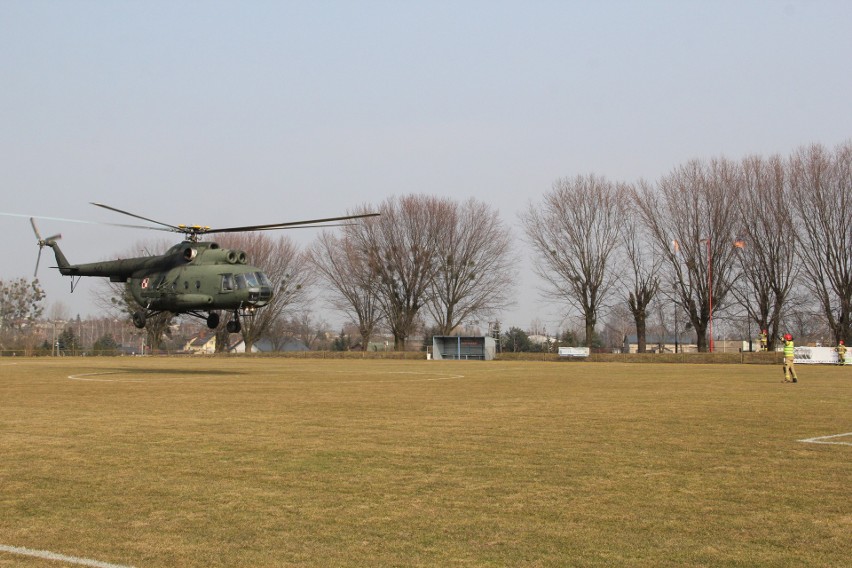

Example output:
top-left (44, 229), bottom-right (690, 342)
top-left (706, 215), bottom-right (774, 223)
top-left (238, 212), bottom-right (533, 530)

top-left (20, 203), bottom-right (377, 332)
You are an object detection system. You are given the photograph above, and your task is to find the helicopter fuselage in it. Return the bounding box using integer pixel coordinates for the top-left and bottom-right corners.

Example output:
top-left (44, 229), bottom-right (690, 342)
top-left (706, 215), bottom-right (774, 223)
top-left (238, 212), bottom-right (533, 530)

top-left (48, 240), bottom-right (273, 313)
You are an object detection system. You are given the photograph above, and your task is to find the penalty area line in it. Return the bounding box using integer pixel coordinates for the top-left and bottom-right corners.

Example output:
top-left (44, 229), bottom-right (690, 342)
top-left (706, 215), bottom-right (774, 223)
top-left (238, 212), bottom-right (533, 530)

top-left (0, 544), bottom-right (135, 568)
top-left (797, 432), bottom-right (852, 446)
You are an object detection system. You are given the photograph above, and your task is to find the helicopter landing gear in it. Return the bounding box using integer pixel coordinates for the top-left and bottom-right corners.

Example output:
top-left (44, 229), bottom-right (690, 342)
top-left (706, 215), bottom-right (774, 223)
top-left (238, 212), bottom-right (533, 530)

top-left (226, 318), bottom-right (241, 334)
top-left (132, 311), bottom-right (146, 329)
top-left (206, 312), bottom-right (220, 329)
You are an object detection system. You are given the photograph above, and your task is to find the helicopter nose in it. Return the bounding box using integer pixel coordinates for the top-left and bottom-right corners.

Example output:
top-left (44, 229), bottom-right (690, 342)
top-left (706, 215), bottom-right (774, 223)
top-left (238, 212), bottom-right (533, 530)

top-left (247, 288), bottom-right (271, 306)
top-left (246, 271), bottom-right (273, 306)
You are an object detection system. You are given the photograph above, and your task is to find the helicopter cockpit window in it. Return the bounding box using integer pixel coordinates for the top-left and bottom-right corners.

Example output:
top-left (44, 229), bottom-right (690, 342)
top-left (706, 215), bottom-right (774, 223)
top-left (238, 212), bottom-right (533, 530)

top-left (221, 274), bottom-right (235, 292)
top-left (242, 272), bottom-right (260, 288)
top-left (256, 272), bottom-right (272, 287)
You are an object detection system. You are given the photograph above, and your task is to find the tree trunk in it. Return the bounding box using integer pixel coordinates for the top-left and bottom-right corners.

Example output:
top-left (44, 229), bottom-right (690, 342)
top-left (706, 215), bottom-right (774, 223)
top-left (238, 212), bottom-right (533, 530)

top-left (584, 313), bottom-right (596, 348)
top-left (635, 316), bottom-right (647, 353)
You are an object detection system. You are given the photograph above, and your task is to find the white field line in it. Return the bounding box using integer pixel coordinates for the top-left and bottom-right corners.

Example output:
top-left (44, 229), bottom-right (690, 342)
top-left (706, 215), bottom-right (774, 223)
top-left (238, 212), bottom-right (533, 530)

top-left (67, 372), bottom-right (208, 382)
top-left (798, 432), bottom-right (852, 446)
top-left (65, 370), bottom-right (464, 384)
top-left (0, 544), bottom-right (134, 568)
top-left (67, 372), bottom-right (145, 382)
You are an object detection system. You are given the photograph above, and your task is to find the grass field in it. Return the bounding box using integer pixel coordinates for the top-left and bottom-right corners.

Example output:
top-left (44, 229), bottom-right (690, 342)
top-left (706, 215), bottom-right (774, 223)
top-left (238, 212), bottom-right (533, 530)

top-left (0, 357), bottom-right (849, 567)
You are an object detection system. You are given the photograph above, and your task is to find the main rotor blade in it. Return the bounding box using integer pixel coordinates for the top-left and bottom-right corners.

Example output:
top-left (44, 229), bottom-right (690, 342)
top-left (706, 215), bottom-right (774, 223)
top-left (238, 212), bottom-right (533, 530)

top-left (204, 212), bottom-right (380, 235)
top-left (1, 211), bottom-right (172, 233)
top-left (7, 207), bottom-right (378, 242)
top-left (254, 222), bottom-right (359, 231)
top-left (90, 202), bottom-right (183, 231)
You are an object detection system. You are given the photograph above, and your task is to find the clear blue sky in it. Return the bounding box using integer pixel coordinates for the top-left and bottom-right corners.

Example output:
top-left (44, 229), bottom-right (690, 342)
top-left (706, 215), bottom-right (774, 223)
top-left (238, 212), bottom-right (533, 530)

top-left (2, 1), bottom-right (851, 331)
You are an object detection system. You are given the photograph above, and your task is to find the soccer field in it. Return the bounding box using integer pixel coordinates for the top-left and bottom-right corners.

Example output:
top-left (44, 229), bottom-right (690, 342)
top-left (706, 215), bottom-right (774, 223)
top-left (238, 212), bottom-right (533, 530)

top-left (1, 357), bottom-right (849, 567)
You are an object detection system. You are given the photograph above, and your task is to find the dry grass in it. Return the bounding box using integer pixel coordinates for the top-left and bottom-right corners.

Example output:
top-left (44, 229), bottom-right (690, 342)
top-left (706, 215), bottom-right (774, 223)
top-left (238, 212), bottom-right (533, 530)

top-left (0, 358), bottom-right (849, 567)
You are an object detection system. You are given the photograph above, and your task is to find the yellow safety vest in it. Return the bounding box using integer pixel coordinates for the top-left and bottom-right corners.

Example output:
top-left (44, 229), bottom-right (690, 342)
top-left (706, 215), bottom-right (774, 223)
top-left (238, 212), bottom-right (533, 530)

top-left (784, 340), bottom-right (794, 357)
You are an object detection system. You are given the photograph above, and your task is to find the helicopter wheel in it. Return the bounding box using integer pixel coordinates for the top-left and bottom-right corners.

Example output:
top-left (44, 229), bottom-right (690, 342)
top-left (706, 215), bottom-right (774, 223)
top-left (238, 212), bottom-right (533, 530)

top-left (132, 311), bottom-right (146, 329)
top-left (206, 312), bottom-right (220, 329)
top-left (226, 318), bottom-right (241, 334)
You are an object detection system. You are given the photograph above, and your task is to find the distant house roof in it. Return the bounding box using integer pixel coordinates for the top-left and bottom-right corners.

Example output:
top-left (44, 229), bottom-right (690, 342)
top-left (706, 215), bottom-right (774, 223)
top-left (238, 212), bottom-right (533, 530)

top-left (188, 334), bottom-right (213, 347)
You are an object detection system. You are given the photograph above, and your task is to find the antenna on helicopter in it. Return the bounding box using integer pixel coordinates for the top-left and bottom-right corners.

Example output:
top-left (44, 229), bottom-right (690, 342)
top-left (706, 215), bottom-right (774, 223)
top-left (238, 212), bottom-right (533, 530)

top-left (30, 218), bottom-right (61, 277)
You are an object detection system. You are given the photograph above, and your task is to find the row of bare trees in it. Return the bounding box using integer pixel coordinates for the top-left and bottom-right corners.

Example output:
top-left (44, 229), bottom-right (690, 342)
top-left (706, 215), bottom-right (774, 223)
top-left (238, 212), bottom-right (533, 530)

top-left (524, 141), bottom-right (852, 352)
top-left (307, 195), bottom-right (516, 350)
top-left (10, 141), bottom-right (850, 354)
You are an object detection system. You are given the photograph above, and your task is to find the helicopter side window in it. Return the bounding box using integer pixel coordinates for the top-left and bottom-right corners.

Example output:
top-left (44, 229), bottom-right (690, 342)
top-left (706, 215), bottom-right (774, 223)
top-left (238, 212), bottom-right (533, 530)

top-left (221, 274), bottom-right (235, 292)
top-left (184, 281), bottom-right (189, 290)
top-left (195, 280), bottom-right (201, 290)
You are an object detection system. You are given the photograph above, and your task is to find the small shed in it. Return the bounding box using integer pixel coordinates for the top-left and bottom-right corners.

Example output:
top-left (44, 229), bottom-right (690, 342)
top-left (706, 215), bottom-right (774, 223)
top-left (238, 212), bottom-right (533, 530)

top-left (432, 336), bottom-right (496, 360)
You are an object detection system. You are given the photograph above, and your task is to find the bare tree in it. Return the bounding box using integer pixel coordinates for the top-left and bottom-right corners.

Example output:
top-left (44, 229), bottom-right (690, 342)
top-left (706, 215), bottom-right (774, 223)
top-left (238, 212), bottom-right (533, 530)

top-left (732, 154), bottom-right (798, 350)
top-left (521, 174), bottom-right (627, 346)
top-left (47, 301), bottom-right (71, 322)
top-left (619, 190), bottom-right (662, 352)
top-left (278, 311), bottom-right (331, 350)
top-left (348, 195), bottom-right (446, 350)
top-left (425, 198), bottom-right (517, 335)
top-left (306, 230), bottom-right (383, 351)
top-left (214, 232), bottom-right (312, 353)
top-left (788, 141), bottom-right (852, 343)
top-left (633, 158), bottom-right (742, 352)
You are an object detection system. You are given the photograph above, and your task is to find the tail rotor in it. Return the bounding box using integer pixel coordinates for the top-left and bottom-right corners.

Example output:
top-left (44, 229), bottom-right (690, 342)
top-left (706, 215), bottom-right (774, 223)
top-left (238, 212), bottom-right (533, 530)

top-left (30, 218), bottom-right (61, 277)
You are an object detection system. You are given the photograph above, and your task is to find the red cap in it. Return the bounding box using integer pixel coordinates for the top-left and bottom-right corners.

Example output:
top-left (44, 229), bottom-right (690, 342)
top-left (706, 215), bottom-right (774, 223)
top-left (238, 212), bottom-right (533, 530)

top-left (784, 333), bottom-right (793, 341)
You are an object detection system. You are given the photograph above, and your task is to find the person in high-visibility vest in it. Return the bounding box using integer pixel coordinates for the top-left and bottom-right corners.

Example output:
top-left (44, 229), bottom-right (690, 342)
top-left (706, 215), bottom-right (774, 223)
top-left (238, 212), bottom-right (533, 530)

top-left (759, 329), bottom-right (768, 352)
top-left (782, 333), bottom-right (798, 383)
top-left (836, 340), bottom-right (847, 366)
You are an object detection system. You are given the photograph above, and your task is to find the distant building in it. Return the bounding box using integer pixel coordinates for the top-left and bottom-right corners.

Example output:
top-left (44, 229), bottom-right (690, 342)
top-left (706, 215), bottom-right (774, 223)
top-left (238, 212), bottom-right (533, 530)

top-left (623, 335), bottom-right (754, 353)
top-left (710, 339), bottom-right (751, 353)
top-left (184, 332), bottom-right (217, 354)
top-left (184, 333), bottom-right (310, 354)
top-left (623, 334), bottom-right (698, 354)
